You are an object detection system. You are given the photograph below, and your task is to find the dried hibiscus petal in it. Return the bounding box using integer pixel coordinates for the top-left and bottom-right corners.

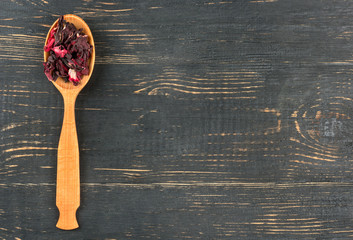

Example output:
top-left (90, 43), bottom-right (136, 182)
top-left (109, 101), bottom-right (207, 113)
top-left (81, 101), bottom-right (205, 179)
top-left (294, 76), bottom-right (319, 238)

top-left (68, 69), bottom-right (76, 81)
top-left (53, 45), bottom-right (68, 58)
top-left (44, 28), bottom-right (57, 52)
top-left (43, 15), bottom-right (92, 85)
top-left (44, 38), bottom-right (55, 52)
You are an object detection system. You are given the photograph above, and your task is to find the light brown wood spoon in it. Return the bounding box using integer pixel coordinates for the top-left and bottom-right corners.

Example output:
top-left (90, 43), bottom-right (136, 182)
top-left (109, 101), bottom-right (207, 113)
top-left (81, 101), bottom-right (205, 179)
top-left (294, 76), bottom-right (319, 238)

top-left (44, 14), bottom-right (95, 230)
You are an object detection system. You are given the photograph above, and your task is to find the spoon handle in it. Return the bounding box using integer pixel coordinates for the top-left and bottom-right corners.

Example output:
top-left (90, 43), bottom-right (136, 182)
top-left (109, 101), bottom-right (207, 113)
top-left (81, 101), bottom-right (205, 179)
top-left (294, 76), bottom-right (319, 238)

top-left (56, 95), bottom-right (80, 230)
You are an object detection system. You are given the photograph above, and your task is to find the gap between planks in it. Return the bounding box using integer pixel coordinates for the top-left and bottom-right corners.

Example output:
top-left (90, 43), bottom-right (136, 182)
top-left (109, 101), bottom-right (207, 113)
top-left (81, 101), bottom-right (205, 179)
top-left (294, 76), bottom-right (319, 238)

top-left (1, 182), bottom-right (353, 188)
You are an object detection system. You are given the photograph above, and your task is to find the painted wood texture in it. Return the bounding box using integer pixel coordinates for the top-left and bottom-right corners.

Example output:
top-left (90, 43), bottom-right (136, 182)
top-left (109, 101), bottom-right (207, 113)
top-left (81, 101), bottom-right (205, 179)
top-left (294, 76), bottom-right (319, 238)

top-left (1, 0), bottom-right (353, 239)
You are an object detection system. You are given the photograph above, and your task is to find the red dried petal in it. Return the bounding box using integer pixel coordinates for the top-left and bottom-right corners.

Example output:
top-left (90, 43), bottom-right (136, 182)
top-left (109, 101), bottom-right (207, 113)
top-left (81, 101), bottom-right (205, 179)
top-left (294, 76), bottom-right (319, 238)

top-left (53, 46), bottom-right (68, 58)
top-left (68, 68), bottom-right (79, 83)
top-left (44, 38), bottom-right (55, 52)
top-left (50, 28), bottom-right (56, 38)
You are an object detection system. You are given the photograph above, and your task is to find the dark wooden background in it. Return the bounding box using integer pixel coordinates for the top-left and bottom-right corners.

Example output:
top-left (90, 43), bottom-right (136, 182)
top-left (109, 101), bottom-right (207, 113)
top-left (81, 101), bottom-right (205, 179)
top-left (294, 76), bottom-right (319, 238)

top-left (2, 0), bottom-right (353, 239)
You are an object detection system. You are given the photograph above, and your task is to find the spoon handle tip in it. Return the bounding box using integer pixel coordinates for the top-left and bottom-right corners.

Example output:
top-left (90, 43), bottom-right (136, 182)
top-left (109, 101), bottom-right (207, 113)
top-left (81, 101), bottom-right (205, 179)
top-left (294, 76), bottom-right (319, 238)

top-left (56, 207), bottom-right (79, 230)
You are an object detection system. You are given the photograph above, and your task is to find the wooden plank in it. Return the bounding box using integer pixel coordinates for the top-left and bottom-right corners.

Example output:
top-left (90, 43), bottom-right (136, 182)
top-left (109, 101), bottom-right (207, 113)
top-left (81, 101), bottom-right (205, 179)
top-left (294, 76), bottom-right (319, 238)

top-left (1, 183), bottom-right (353, 239)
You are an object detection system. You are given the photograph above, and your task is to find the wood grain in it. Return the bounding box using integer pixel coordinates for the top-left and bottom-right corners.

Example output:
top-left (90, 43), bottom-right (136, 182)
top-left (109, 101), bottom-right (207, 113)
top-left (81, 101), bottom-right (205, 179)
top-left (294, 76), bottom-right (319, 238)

top-left (2, 0), bottom-right (353, 239)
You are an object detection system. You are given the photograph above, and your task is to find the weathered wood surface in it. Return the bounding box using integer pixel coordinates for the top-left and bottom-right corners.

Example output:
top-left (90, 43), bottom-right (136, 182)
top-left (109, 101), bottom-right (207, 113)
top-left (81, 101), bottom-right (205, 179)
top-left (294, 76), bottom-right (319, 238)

top-left (1, 0), bottom-right (353, 239)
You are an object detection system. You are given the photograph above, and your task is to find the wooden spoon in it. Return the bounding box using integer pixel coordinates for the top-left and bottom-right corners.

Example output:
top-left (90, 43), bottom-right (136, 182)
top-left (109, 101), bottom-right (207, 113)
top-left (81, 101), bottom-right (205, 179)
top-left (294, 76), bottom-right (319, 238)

top-left (44, 14), bottom-right (95, 230)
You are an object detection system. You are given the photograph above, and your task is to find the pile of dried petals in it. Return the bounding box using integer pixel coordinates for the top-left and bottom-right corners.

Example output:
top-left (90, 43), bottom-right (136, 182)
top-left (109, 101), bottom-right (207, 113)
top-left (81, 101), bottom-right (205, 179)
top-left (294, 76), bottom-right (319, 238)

top-left (43, 16), bottom-right (92, 85)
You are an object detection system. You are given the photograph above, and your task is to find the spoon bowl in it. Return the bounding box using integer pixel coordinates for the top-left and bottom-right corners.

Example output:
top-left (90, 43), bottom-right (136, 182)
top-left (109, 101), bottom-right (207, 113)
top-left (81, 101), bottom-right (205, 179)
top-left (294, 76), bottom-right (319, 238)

top-left (44, 14), bottom-right (95, 230)
top-left (44, 14), bottom-right (95, 92)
